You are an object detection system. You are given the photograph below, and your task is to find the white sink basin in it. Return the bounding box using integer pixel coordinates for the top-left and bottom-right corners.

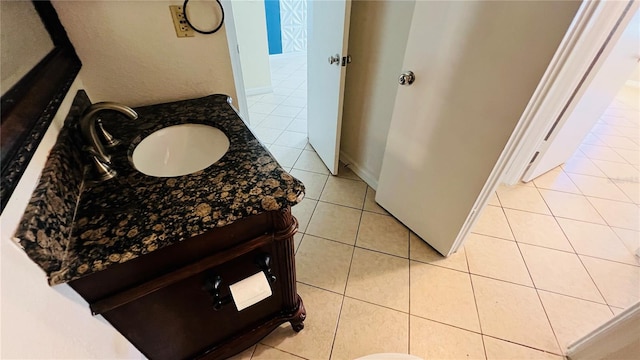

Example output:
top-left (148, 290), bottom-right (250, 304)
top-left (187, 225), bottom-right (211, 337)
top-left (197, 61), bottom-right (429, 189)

top-left (132, 124), bottom-right (229, 177)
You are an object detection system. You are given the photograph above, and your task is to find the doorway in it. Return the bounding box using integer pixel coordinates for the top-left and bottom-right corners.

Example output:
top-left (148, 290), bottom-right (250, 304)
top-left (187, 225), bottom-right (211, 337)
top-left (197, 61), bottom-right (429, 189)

top-left (229, 0), bottom-right (326, 172)
top-left (246, 53), bottom-right (308, 157)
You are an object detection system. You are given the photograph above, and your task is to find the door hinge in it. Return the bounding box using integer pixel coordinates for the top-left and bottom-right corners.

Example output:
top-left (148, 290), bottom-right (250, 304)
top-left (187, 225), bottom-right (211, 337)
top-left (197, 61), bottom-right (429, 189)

top-left (342, 55), bottom-right (352, 66)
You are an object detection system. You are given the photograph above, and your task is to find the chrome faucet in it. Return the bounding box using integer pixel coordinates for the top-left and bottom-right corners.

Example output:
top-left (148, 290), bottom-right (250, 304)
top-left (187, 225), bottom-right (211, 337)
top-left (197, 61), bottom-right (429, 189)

top-left (79, 102), bottom-right (138, 181)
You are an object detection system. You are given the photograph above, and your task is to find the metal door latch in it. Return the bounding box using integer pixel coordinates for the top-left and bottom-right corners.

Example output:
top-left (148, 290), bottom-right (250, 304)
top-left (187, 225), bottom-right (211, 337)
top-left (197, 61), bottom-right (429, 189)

top-left (342, 55), bottom-right (352, 66)
top-left (398, 71), bottom-right (415, 85)
top-left (329, 54), bottom-right (340, 66)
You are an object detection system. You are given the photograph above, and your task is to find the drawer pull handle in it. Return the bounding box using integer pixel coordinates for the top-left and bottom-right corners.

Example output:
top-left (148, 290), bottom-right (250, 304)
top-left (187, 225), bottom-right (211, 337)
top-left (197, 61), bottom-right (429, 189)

top-left (202, 253), bottom-right (276, 311)
top-left (203, 275), bottom-right (232, 311)
top-left (256, 253), bottom-right (277, 283)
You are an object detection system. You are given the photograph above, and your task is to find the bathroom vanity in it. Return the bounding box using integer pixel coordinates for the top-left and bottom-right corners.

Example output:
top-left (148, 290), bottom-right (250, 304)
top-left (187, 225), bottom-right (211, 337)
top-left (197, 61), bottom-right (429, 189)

top-left (14, 93), bottom-right (306, 359)
top-left (69, 207), bottom-right (305, 360)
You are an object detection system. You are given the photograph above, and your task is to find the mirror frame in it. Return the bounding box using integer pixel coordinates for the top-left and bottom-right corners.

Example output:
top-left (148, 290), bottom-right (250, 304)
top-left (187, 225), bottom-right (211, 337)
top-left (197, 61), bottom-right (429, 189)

top-left (0, 1), bottom-right (81, 213)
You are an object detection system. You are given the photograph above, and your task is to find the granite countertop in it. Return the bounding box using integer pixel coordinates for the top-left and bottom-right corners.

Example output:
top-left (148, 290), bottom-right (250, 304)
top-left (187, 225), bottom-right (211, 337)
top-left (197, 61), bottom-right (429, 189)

top-left (15, 94), bottom-right (305, 285)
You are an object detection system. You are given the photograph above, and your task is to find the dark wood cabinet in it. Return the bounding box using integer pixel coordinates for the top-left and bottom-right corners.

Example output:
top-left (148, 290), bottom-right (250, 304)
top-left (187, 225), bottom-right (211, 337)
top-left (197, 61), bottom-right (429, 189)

top-left (69, 207), bottom-right (305, 360)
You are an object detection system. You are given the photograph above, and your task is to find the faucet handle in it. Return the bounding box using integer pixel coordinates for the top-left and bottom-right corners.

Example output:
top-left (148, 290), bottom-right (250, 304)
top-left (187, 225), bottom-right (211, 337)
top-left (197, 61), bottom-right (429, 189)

top-left (83, 146), bottom-right (117, 182)
top-left (96, 118), bottom-right (121, 148)
top-left (83, 145), bottom-right (111, 164)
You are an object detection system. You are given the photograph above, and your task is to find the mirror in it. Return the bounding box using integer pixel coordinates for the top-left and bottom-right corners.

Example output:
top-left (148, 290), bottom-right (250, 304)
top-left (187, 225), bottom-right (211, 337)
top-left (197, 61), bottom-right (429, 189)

top-left (0, 1), bottom-right (81, 212)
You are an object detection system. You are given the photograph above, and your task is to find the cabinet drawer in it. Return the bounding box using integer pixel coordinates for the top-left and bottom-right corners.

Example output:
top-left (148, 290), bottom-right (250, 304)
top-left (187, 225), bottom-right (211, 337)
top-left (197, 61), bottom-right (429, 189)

top-left (102, 243), bottom-right (289, 360)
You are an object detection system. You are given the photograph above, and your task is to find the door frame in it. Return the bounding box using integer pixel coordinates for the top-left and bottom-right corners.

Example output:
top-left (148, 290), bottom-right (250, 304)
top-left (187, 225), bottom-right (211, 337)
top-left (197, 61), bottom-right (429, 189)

top-left (221, 0), bottom-right (250, 124)
top-left (566, 301), bottom-right (640, 359)
top-left (452, 0), bottom-right (637, 254)
top-left (500, 0), bottom-right (638, 185)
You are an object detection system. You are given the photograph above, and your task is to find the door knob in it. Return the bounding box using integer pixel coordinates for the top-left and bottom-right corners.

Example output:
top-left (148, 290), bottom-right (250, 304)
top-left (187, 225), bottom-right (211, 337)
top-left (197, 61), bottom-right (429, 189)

top-left (398, 71), bottom-right (415, 85)
top-left (328, 54), bottom-right (340, 66)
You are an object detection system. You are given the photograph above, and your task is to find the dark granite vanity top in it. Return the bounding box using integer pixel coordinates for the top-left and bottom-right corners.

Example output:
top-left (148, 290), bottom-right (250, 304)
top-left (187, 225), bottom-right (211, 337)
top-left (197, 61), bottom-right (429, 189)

top-left (14, 93), bottom-right (305, 285)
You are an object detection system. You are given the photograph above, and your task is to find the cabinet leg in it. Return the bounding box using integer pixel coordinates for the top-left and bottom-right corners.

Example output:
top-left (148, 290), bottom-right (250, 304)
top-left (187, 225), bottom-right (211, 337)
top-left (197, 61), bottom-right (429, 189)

top-left (289, 296), bottom-right (306, 332)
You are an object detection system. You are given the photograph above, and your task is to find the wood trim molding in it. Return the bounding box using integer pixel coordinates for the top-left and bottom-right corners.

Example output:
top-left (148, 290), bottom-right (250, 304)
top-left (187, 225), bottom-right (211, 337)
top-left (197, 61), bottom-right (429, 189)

top-left (566, 301), bottom-right (640, 360)
top-left (500, 0), bottom-right (637, 184)
top-left (90, 216), bottom-right (298, 315)
top-left (339, 150), bottom-right (379, 190)
top-left (90, 234), bottom-right (275, 315)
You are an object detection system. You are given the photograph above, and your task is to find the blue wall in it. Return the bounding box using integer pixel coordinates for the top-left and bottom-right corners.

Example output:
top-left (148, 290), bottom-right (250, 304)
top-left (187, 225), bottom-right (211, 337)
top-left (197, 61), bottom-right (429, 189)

top-left (264, 0), bottom-right (282, 55)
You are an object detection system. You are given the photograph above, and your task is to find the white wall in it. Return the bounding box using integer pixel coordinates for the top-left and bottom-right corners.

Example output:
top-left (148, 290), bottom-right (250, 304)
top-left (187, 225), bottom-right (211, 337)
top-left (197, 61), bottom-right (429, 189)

top-left (52, 1), bottom-right (237, 108)
top-left (0, 74), bottom-right (143, 359)
top-left (231, 0), bottom-right (272, 94)
top-left (0, 1), bottom-right (54, 94)
top-left (340, 0), bottom-right (416, 188)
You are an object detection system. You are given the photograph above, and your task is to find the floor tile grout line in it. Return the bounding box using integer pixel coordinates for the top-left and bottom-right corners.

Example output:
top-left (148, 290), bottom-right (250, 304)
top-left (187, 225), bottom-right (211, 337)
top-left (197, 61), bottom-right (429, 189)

top-left (248, 343), bottom-right (256, 359)
top-left (498, 204), bottom-right (538, 290)
top-left (303, 230), bottom-right (407, 261)
top-left (513, 237), bottom-right (640, 267)
top-left (346, 290), bottom-right (480, 333)
top-left (282, 142), bottom-right (306, 172)
top-left (533, 165), bottom-right (585, 196)
top-left (550, 205), bottom-right (611, 308)
top-left (298, 196), bottom-right (321, 241)
top-left (531, 287), bottom-right (613, 308)
top-left (501, 188), bottom-right (634, 227)
top-left (563, 166), bottom-right (637, 204)
top-left (503, 189), bottom-right (613, 306)
top-left (530, 280), bottom-right (564, 354)
top-left (469, 231), bottom-right (517, 243)
top-left (499, 202), bottom-right (565, 354)
top-left (583, 195), bottom-right (632, 231)
top-left (314, 198), bottom-right (380, 213)
top-left (480, 334), bottom-right (566, 358)
top-left (484, 202), bottom-right (548, 218)
top-left (464, 249), bottom-right (488, 359)
top-left (412, 302), bottom-right (567, 357)
top-left (576, 252), bottom-right (640, 267)
top-left (410, 239), bottom-right (627, 305)
top-left (327, 209), bottom-right (363, 360)
top-left (407, 228), bottom-right (412, 355)
top-left (298, 260), bottom-right (611, 355)
top-left (253, 343), bottom-right (309, 360)
top-left (609, 145), bottom-right (639, 167)
top-left (300, 276), bottom-right (576, 357)
top-left (589, 156), bottom-right (639, 204)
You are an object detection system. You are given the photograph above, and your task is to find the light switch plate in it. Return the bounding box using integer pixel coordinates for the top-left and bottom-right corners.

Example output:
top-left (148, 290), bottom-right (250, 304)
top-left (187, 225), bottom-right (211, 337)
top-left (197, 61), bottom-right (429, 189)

top-left (169, 5), bottom-right (194, 38)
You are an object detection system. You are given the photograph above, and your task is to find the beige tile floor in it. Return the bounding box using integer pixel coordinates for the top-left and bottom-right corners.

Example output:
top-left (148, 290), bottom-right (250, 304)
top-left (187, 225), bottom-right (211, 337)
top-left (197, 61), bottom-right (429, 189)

top-left (237, 54), bottom-right (640, 359)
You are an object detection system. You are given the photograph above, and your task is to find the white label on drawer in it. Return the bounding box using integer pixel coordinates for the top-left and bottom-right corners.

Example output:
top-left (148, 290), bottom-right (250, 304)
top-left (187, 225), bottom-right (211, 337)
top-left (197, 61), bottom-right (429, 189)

top-left (229, 272), bottom-right (272, 311)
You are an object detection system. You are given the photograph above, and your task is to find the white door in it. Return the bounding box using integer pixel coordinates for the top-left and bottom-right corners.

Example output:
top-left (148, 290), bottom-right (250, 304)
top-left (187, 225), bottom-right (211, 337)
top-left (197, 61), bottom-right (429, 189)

top-left (523, 8), bottom-right (640, 182)
top-left (307, 0), bottom-right (351, 174)
top-left (376, 1), bottom-right (581, 255)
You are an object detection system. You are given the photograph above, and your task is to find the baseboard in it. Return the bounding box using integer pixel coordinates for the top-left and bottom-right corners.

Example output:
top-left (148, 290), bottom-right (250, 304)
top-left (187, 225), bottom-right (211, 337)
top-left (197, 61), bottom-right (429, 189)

top-left (567, 301), bottom-right (640, 360)
top-left (245, 86), bottom-right (273, 97)
top-left (625, 80), bottom-right (640, 88)
top-left (339, 151), bottom-right (379, 190)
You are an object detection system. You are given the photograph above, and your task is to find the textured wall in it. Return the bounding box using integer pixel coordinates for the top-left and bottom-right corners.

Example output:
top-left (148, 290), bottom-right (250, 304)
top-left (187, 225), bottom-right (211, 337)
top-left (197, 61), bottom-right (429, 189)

top-left (280, 0), bottom-right (307, 53)
top-left (52, 1), bottom-right (237, 107)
